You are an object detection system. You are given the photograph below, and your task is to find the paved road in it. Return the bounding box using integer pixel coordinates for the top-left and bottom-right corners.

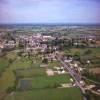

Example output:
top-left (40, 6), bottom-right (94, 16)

top-left (56, 55), bottom-right (87, 100)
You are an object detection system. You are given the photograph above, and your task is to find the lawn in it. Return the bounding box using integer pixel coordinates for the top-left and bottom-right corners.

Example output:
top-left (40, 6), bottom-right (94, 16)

top-left (5, 88), bottom-right (82, 100)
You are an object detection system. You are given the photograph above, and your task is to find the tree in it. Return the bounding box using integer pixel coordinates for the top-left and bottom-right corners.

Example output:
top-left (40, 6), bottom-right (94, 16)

top-left (6, 86), bottom-right (16, 93)
top-left (84, 49), bottom-right (92, 55)
top-left (8, 58), bottom-right (13, 64)
top-left (73, 52), bottom-right (81, 61)
top-left (42, 58), bottom-right (48, 64)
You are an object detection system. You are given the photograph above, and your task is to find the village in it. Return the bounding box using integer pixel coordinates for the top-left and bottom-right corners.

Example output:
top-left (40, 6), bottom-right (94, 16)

top-left (0, 25), bottom-right (100, 100)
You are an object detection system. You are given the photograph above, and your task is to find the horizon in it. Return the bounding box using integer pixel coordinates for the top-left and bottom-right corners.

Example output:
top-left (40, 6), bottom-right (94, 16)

top-left (0, 23), bottom-right (100, 25)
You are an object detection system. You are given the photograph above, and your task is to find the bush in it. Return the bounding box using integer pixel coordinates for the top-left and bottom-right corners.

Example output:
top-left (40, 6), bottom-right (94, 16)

top-left (45, 83), bottom-right (61, 89)
top-left (42, 58), bottom-right (48, 64)
top-left (84, 49), bottom-right (92, 55)
top-left (6, 86), bottom-right (16, 93)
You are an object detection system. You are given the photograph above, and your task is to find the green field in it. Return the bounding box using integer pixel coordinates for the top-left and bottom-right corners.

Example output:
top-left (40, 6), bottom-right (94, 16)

top-left (0, 68), bottom-right (15, 90)
top-left (0, 57), bottom-right (9, 74)
top-left (18, 74), bottom-right (71, 90)
top-left (31, 75), bottom-right (70, 89)
top-left (48, 60), bottom-right (61, 68)
top-left (5, 88), bottom-right (82, 100)
top-left (16, 68), bottom-right (46, 78)
top-left (0, 52), bottom-right (16, 91)
top-left (0, 50), bottom-right (83, 100)
top-left (10, 57), bottom-right (32, 70)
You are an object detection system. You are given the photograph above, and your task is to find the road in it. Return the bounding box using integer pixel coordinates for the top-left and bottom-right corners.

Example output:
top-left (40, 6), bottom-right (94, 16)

top-left (56, 55), bottom-right (87, 100)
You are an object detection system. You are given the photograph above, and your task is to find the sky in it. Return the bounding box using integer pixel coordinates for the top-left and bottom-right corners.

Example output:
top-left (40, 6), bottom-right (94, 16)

top-left (0, 0), bottom-right (100, 24)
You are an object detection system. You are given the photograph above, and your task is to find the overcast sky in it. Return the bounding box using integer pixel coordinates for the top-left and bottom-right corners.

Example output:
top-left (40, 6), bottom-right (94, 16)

top-left (0, 0), bottom-right (100, 24)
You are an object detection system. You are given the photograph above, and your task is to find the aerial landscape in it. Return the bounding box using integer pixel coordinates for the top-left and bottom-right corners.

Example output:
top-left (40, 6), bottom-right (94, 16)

top-left (0, 0), bottom-right (100, 100)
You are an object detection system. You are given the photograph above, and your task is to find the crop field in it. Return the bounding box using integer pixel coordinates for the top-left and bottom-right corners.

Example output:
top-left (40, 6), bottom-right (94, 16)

top-left (17, 74), bottom-right (71, 90)
top-left (15, 68), bottom-right (46, 78)
top-left (5, 88), bottom-right (82, 100)
top-left (10, 57), bottom-right (32, 70)
top-left (0, 50), bottom-right (82, 100)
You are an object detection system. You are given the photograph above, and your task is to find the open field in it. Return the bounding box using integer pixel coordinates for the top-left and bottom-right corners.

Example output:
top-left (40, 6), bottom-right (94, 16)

top-left (48, 60), bottom-right (62, 68)
top-left (0, 68), bottom-right (15, 91)
top-left (10, 57), bottom-right (32, 70)
top-left (18, 74), bottom-right (71, 90)
top-left (0, 50), bottom-right (83, 100)
top-left (31, 74), bottom-right (71, 89)
top-left (0, 57), bottom-right (9, 74)
top-left (5, 88), bottom-right (82, 100)
top-left (16, 68), bottom-right (46, 78)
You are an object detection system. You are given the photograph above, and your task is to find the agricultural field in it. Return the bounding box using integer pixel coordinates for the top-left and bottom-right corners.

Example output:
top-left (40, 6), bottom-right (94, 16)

top-left (0, 57), bottom-right (9, 74)
top-left (9, 57), bottom-right (32, 70)
top-left (15, 68), bottom-right (46, 78)
top-left (0, 68), bottom-right (15, 90)
top-left (0, 50), bottom-right (83, 100)
top-left (5, 88), bottom-right (82, 100)
top-left (17, 74), bottom-right (71, 90)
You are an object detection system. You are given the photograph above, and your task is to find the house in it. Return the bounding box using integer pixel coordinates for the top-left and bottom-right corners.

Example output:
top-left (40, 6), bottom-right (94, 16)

top-left (4, 40), bottom-right (16, 48)
top-left (0, 43), bottom-right (4, 55)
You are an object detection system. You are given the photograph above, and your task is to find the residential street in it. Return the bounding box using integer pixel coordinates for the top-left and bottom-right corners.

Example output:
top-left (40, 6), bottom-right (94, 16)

top-left (56, 54), bottom-right (87, 100)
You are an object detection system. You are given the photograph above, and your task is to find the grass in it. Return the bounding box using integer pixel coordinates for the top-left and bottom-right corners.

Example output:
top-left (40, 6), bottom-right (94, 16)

top-left (16, 68), bottom-right (46, 78)
top-left (89, 92), bottom-right (100, 100)
top-left (31, 74), bottom-right (71, 89)
top-left (0, 52), bottom-right (16, 91)
top-left (0, 57), bottom-right (9, 73)
top-left (18, 74), bottom-right (71, 89)
top-left (5, 88), bottom-right (82, 100)
top-left (10, 57), bottom-right (32, 70)
top-left (0, 50), bottom-right (82, 100)
top-left (64, 48), bottom-right (100, 68)
top-left (48, 60), bottom-right (61, 68)
top-left (6, 51), bottom-right (18, 60)
top-left (0, 68), bottom-right (15, 91)
top-left (0, 52), bottom-right (33, 91)
top-left (91, 48), bottom-right (100, 57)
top-left (64, 48), bottom-right (100, 57)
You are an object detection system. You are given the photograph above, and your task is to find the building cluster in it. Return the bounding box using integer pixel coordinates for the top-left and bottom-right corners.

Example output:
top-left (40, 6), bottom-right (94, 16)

top-left (0, 30), bottom-right (100, 55)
